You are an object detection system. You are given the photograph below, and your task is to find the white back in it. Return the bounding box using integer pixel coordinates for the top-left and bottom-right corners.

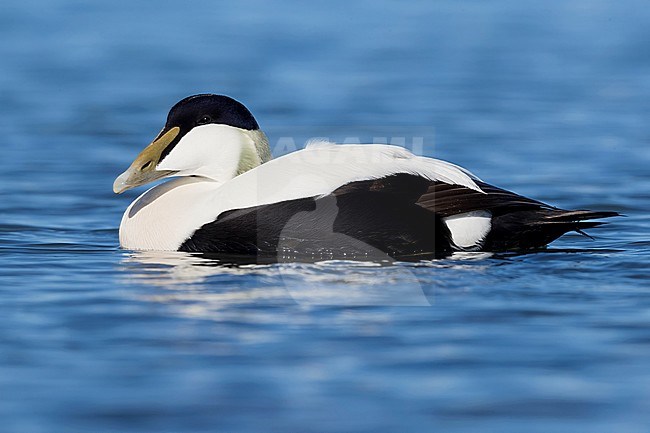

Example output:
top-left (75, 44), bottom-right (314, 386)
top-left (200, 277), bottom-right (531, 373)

top-left (207, 143), bottom-right (482, 213)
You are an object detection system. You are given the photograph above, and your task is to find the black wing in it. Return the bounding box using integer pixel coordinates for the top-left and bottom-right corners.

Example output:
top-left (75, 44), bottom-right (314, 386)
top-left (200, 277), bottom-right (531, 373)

top-left (180, 173), bottom-right (618, 258)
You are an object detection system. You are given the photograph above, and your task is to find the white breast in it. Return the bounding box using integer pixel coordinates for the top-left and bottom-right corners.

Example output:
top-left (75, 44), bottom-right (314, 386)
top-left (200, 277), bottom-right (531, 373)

top-left (119, 177), bottom-right (220, 251)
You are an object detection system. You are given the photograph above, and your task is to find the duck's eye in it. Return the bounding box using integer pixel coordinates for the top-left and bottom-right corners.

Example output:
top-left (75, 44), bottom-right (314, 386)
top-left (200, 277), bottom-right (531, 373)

top-left (196, 115), bottom-right (212, 125)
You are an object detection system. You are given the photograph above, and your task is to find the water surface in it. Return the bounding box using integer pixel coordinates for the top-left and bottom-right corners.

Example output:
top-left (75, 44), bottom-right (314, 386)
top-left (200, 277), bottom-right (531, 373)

top-left (1, 1), bottom-right (649, 432)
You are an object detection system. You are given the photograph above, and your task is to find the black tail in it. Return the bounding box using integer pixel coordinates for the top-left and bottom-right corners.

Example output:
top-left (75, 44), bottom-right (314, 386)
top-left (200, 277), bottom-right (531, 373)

top-left (484, 209), bottom-right (619, 251)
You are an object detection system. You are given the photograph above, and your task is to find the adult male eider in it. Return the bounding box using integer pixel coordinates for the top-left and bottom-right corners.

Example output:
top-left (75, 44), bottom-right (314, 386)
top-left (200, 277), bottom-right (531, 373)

top-left (113, 94), bottom-right (617, 261)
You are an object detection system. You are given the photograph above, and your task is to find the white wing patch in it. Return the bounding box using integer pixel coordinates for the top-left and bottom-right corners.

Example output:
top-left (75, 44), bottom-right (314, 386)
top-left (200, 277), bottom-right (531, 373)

top-left (443, 210), bottom-right (492, 250)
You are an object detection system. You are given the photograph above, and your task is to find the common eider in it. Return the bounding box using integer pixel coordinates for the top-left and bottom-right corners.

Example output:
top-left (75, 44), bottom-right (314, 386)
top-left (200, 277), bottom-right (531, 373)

top-left (113, 94), bottom-right (617, 261)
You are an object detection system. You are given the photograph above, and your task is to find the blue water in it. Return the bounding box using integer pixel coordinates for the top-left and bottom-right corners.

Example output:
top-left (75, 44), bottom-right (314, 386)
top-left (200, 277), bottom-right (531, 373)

top-left (2, 1), bottom-right (650, 432)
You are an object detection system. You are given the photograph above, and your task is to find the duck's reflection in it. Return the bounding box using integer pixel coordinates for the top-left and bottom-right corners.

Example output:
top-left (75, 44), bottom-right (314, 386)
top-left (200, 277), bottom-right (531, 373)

top-left (116, 250), bottom-right (499, 307)
top-left (119, 250), bottom-right (266, 285)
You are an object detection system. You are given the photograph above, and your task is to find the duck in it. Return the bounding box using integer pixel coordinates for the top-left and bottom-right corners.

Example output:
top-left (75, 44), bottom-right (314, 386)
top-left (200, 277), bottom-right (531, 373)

top-left (113, 94), bottom-right (617, 261)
